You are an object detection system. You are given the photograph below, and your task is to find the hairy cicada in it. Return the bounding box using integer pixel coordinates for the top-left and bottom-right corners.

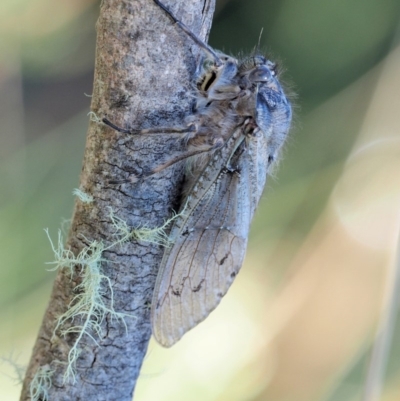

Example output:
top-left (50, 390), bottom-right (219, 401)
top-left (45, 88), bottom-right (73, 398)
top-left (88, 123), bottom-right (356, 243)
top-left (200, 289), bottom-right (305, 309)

top-left (103, 0), bottom-right (292, 347)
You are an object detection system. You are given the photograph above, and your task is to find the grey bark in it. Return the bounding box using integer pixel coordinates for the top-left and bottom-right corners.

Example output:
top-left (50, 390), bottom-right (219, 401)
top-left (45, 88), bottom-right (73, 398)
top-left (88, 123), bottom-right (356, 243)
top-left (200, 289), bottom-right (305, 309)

top-left (20, 0), bottom-right (215, 400)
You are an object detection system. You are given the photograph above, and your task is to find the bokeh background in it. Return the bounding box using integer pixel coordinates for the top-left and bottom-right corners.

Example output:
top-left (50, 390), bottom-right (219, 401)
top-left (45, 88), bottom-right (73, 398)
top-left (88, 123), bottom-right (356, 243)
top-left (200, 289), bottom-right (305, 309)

top-left (1, 0), bottom-right (400, 400)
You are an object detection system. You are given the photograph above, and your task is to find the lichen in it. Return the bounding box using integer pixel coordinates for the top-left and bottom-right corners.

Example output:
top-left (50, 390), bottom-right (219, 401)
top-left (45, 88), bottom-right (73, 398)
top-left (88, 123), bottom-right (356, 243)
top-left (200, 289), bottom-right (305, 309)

top-left (29, 365), bottom-right (53, 401)
top-left (72, 188), bottom-right (94, 203)
top-left (45, 230), bottom-right (127, 383)
top-left (109, 202), bottom-right (187, 247)
top-left (87, 111), bottom-right (102, 123)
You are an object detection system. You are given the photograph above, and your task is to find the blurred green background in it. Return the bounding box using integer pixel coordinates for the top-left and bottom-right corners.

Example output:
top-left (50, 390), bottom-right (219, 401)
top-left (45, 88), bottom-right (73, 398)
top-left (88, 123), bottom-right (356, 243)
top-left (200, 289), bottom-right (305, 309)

top-left (1, 0), bottom-right (400, 400)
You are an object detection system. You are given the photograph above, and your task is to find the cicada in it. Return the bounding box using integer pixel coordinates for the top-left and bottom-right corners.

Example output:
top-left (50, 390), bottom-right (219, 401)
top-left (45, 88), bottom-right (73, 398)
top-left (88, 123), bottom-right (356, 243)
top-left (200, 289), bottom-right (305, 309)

top-left (103, 0), bottom-right (292, 347)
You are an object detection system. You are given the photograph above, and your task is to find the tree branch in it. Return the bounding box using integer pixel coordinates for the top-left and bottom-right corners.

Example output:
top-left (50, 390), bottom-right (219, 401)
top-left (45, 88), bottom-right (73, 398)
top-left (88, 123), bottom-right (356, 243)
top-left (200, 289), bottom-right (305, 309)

top-left (20, 0), bottom-right (215, 399)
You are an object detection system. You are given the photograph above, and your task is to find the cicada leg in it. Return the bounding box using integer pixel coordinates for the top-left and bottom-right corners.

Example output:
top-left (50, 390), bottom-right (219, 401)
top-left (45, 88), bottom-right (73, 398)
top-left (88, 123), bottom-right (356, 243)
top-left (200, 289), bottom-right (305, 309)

top-left (102, 118), bottom-right (195, 136)
top-left (103, 118), bottom-right (220, 184)
top-left (152, 0), bottom-right (222, 67)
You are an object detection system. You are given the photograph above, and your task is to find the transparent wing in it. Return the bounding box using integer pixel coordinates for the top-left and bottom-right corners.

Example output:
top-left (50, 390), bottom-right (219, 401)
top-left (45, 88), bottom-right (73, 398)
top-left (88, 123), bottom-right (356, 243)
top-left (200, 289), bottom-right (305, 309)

top-left (151, 132), bottom-right (269, 347)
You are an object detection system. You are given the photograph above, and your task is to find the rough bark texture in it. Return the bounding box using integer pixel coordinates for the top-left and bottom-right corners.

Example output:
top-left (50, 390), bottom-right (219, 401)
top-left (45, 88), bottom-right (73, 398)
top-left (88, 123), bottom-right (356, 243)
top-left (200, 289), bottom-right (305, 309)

top-left (20, 0), bottom-right (215, 400)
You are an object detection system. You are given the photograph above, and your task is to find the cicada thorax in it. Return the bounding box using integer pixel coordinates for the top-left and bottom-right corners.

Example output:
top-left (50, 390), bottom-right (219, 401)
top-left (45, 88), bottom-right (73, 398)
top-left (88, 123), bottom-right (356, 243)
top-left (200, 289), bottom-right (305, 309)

top-left (236, 54), bottom-right (292, 165)
top-left (182, 56), bottom-right (245, 188)
top-left (182, 52), bottom-right (289, 186)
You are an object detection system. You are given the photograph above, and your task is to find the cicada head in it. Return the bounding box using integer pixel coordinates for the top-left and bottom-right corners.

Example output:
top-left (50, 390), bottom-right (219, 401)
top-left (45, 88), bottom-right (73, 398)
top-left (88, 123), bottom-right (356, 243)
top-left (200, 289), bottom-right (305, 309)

top-left (238, 54), bottom-right (280, 88)
top-left (236, 54), bottom-right (292, 165)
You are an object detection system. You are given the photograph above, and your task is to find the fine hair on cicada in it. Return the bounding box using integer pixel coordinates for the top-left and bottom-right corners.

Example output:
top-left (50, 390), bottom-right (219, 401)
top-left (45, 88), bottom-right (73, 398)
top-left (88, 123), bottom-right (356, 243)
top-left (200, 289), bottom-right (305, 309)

top-left (103, 0), bottom-right (292, 347)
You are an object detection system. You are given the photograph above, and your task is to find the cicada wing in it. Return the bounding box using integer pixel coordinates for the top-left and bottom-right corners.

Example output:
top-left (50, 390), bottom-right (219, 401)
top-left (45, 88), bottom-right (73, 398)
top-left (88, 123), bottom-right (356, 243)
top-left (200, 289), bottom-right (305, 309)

top-left (151, 133), bottom-right (269, 347)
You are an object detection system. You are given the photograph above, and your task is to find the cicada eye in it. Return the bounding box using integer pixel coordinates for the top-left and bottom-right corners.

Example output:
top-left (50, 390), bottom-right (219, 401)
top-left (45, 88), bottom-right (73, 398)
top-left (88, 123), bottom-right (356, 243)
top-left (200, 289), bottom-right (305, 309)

top-left (249, 65), bottom-right (272, 82)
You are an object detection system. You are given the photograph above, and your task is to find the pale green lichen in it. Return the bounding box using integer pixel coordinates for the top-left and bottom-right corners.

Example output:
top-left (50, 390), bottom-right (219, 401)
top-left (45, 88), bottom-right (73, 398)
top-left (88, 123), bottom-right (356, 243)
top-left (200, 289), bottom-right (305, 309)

top-left (29, 365), bottom-right (53, 401)
top-left (45, 230), bottom-right (104, 276)
top-left (109, 208), bottom-right (170, 247)
top-left (60, 218), bottom-right (72, 235)
top-left (45, 230), bottom-right (127, 383)
top-left (87, 111), bottom-right (102, 123)
top-left (108, 205), bottom-right (187, 247)
top-left (72, 188), bottom-right (94, 204)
